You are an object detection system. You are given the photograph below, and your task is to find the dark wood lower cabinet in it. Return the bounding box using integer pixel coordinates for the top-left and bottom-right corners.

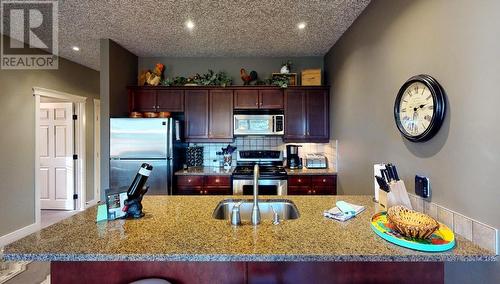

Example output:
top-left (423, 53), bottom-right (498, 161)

top-left (288, 175), bottom-right (337, 195)
top-left (51, 261), bottom-right (444, 284)
top-left (175, 175), bottom-right (231, 195)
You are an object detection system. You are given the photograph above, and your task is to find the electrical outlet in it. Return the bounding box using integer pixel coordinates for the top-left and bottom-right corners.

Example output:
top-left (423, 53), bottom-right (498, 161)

top-left (415, 175), bottom-right (430, 198)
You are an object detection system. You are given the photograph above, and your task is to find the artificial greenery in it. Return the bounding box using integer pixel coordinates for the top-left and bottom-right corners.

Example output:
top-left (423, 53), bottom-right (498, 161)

top-left (160, 70), bottom-right (232, 87)
top-left (267, 74), bottom-right (290, 88)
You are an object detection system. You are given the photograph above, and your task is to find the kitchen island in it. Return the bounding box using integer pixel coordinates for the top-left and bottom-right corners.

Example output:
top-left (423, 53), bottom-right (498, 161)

top-left (3, 196), bottom-right (496, 283)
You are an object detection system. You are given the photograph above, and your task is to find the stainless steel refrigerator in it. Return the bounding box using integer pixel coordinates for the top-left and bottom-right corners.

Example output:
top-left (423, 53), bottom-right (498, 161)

top-left (110, 118), bottom-right (185, 195)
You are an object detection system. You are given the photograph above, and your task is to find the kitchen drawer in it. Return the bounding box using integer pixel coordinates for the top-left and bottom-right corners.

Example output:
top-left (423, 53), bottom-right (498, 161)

top-left (175, 187), bottom-right (203, 195)
top-left (312, 186), bottom-right (336, 195)
top-left (288, 176), bottom-right (311, 186)
top-left (311, 176), bottom-right (336, 186)
top-left (205, 176), bottom-right (231, 187)
top-left (287, 186), bottom-right (312, 195)
top-left (204, 188), bottom-right (232, 195)
top-left (177, 176), bottom-right (204, 186)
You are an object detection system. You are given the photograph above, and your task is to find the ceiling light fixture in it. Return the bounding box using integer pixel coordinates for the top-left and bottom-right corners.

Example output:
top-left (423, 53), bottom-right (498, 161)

top-left (297, 22), bottom-right (306, 30)
top-left (186, 20), bottom-right (195, 30)
top-left (71, 46), bottom-right (80, 51)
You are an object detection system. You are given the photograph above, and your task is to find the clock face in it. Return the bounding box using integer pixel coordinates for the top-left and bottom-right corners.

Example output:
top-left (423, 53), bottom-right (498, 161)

top-left (394, 75), bottom-right (446, 142)
top-left (398, 82), bottom-right (435, 136)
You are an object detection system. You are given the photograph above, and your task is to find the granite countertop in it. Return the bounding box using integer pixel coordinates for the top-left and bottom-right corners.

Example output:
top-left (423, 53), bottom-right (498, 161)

top-left (2, 196), bottom-right (496, 262)
top-left (286, 168), bottom-right (337, 175)
top-left (175, 167), bottom-right (234, 176)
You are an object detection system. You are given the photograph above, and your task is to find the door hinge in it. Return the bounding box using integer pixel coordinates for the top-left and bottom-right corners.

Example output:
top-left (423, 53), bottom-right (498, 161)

top-left (72, 114), bottom-right (78, 120)
top-left (73, 194), bottom-right (78, 200)
top-left (73, 154), bottom-right (78, 160)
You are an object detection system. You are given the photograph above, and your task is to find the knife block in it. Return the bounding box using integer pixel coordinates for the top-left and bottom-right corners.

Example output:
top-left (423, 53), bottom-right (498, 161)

top-left (377, 180), bottom-right (413, 212)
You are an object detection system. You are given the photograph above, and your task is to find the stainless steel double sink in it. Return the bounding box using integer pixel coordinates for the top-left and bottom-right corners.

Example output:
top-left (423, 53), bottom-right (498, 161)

top-left (212, 199), bottom-right (300, 221)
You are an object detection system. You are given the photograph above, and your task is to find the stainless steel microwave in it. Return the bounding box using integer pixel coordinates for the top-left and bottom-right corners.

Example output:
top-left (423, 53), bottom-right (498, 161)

top-left (233, 114), bottom-right (284, 135)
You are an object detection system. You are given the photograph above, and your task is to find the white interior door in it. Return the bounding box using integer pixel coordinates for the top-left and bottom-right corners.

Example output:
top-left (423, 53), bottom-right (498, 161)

top-left (39, 102), bottom-right (75, 210)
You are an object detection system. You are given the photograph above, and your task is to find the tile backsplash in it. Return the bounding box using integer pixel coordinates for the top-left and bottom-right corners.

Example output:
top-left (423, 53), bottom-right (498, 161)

top-left (188, 136), bottom-right (337, 169)
top-left (408, 193), bottom-right (498, 254)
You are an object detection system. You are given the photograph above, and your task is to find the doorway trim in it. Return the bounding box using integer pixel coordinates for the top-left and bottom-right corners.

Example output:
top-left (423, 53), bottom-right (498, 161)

top-left (33, 87), bottom-right (87, 227)
top-left (87, 98), bottom-right (101, 207)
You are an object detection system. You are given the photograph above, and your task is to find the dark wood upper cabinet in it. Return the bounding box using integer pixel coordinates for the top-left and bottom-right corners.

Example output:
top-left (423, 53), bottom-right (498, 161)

top-left (185, 90), bottom-right (209, 139)
top-left (259, 89), bottom-right (284, 109)
top-left (209, 90), bottom-right (233, 139)
top-left (284, 87), bottom-right (329, 142)
top-left (234, 89), bottom-right (284, 109)
top-left (234, 90), bottom-right (259, 109)
top-left (284, 89), bottom-right (307, 139)
top-left (157, 89), bottom-right (184, 112)
top-left (131, 89), bottom-right (157, 112)
top-left (306, 89), bottom-right (329, 140)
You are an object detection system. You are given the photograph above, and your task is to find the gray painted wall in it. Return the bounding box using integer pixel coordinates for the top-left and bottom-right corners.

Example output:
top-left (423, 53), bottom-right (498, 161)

top-left (100, 39), bottom-right (138, 200)
top-left (0, 36), bottom-right (99, 236)
top-left (139, 57), bottom-right (323, 85)
top-left (324, 0), bottom-right (499, 282)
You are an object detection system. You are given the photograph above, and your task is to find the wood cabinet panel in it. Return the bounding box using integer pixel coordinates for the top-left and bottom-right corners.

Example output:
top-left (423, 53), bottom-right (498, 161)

top-left (288, 175), bottom-right (336, 195)
top-left (185, 90), bottom-right (209, 139)
top-left (205, 176), bottom-right (231, 187)
top-left (132, 89), bottom-right (157, 112)
top-left (177, 175), bottom-right (204, 186)
top-left (284, 89), bottom-right (307, 139)
top-left (234, 90), bottom-right (259, 109)
top-left (311, 176), bottom-right (336, 186)
top-left (259, 89), bottom-right (284, 109)
top-left (306, 89), bottom-right (329, 141)
top-left (157, 89), bottom-right (184, 112)
top-left (288, 176), bottom-right (311, 186)
top-left (209, 90), bottom-right (233, 139)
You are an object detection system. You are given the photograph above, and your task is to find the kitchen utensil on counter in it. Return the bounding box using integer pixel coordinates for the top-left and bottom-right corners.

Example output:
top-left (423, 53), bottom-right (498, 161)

top-left (305, 153), bottom-right (327, 169)
top-left (186, 146), bottom-right (204, 167)
top-left (286, 145), bottom-right (302, 169)
top-left (374, 163), bottom-right (412, 211)
top-left (221, 145), bottom-right (237, 169)
top-left (371, 211), bottom-right (455, 252)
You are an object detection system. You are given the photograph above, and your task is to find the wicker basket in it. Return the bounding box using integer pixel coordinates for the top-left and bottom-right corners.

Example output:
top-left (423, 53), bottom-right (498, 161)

top-left (387, 206), bottom-right (439, 239)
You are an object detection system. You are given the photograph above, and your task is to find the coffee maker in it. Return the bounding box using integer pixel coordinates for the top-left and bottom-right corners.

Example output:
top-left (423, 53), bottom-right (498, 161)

top-left (286, 145), bottom-right (302, 169)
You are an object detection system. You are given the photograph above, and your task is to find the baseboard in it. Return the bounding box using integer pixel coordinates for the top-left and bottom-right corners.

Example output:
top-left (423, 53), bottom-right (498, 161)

top-left (85, 199), bottom-right (100, 208)
top-left (0, 223), bottom-right (40, 247)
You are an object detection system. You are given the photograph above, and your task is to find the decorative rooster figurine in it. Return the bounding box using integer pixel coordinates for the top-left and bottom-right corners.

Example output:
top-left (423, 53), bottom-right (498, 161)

top-left (240, 68), bottom-right (258, 85)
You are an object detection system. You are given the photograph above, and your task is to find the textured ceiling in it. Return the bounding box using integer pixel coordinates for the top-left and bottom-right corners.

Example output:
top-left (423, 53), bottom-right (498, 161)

top-left (13, 0), bottom-right (371, 70)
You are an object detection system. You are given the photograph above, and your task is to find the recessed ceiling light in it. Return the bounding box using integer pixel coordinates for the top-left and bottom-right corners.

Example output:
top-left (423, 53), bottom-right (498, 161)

top-left (71, 46), bottom-right (80, 51)
top-left (186, 20), bottom-right (195, 30)
top-left (297, 22), bottom-right (306, 30)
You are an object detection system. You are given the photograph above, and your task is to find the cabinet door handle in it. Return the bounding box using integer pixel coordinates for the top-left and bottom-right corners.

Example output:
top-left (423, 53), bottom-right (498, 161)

top-left (199, 190), bottom-right (203, 194)
top-left (322, 179), bottom-right (326, 183)
top-left (215, 179), bottom-right (220, 183)
top-left (255, 102), bottom-right (259, 106)
top-left (307, 190), bottom-right (312, 194)
top-left (313, 190), bottom-right (316, 194)
top-left (298, 179), bottom-right (302, 183)
top-left (204, 190), bottom-right (208, 194)
top-left (307, 131), bottom-right (310, 135)
top-left (188, 179), bottom-right (192, 183)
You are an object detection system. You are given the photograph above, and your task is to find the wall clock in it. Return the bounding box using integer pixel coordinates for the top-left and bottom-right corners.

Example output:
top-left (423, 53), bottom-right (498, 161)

top-left (394, 74), bottom-right (446, 142)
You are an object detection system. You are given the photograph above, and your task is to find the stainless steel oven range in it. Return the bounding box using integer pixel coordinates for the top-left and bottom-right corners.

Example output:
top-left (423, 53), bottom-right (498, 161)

top-left (232, 150), bottom-right (287, 195)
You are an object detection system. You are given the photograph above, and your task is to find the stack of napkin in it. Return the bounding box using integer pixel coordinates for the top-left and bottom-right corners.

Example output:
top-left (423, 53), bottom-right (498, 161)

top-left (323, 201), bottom-right (365, 222)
